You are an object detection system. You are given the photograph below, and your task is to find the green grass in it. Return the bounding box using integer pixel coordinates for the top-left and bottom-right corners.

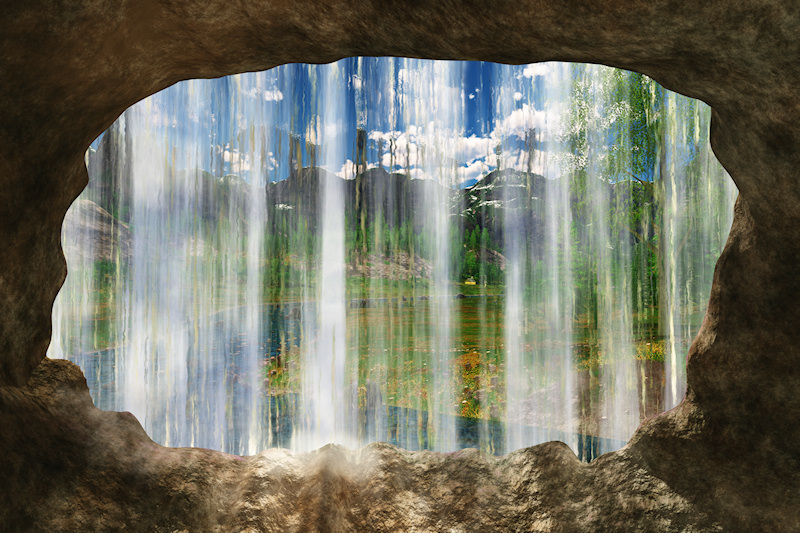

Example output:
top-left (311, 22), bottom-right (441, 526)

top-left (59, 264), bottom-right (679, 422)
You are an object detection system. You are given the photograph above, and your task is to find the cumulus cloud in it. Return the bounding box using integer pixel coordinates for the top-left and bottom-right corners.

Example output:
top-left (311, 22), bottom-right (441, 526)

top-left (368, 130), bottom-right (422, 171)
top-left (313, 60), bottom-right (569, 186)
top-left (521, 63), bottom-right (552, 79)
top-left (367, 127), bottom-right (493, 179)
top-left (365, 102), bottom-right (552, 182)
top-left (267, 152), bottom-right (279, 173)
top-left (461, 159), bottom-right (490, 183)
top-left (397, 68), bottom-right (420, 90)
top-left (336, 159), bottom-right (357, 179)
top-left (408, 168), bottom-right (432, 181)
top-left (459, 135), bottom-right (493, 164)
top-left (367, 130), bottom-right (393, 143)
top-left (493, 103), bottom-right (548, 141)
top-left (363, 110), bottom-right (552, 186)
top-left (216, 144), bottom-right (251, 173)
top-left (263, 89), bottom-right (284, 102)
top-left (333, 158), bottom-right (380, 179)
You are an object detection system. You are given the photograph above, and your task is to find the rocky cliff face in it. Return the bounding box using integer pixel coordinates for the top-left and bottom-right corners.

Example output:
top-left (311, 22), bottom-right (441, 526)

top-left (1, 0), bottom-right (800, 530)
top-left (62, 199), bottom-right (132, 263)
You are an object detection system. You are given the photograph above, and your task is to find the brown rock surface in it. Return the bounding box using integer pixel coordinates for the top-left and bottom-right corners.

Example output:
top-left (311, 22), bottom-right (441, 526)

top-left (2, 358), bottom-right (720, 532)
top-left (1, 0), bottom-right (799, 531)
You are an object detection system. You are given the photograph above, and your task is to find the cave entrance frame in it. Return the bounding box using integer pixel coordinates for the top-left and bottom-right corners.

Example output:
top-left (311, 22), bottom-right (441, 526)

top-left (2, 1), bottom-right (799, 528)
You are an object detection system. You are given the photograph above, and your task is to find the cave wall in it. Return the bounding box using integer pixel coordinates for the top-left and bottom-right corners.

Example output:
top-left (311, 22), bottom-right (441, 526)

top-left (1, 1), bottom-right (799, 530)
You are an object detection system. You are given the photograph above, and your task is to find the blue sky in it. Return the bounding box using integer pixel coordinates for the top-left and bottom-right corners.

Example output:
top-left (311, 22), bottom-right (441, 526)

top-left (96, 59), bottom-right (675, 188)
top-left (96, 58), bottom-right (571, 188)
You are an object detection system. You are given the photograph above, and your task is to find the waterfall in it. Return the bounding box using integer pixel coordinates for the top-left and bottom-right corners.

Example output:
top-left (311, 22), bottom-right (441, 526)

top-left (300, 62), bottom-right (350, 451)
top-left (50, 60), bottom-right (736, 459)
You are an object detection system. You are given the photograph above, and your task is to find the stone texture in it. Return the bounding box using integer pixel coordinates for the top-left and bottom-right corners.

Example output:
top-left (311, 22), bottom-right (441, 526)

top-left (1, 0), bottom-right (800, 530)
top-left (1, 358), bottom-right (720, 532)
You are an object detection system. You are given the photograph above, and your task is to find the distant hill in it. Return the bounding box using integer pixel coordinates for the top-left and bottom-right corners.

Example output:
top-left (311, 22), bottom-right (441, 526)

top-left (62, 199), bottom-right (132, 264)
top-left (266, 166), bottom-right (453, 235)
top-left (78, 130), bottom-right (649, 283)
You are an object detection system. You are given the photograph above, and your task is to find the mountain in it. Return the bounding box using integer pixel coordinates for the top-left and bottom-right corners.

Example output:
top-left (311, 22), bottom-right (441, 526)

top-left (62, 199), bottom-right (132, 264)
top-left (83, 129), bottom-right (552, 243)
top-left (266, 166), bottom-right (455, 235)
top-left (78, 133), bottom-right (652, 283)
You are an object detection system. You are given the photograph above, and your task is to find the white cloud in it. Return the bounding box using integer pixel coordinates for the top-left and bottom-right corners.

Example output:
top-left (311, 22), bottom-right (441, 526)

top-left (368, 130), bottom-right (422, 171)
top-left (461, 158), bottom-right (490, 183)
top-left (268, 153), bottom-right (279, 172)
top-left (216, 144), bottom-right (251, 173)
top-left (263, 89), bottom-right (284, 102)
top-left (368, 130), bottom-right (392, 143)
top-left (334, 158), bottom-right (380, 179)
top-left (347, 62), bottom-right (571, 187)
top-left (397, 68), bottom-right (419, 89)
top-left (459, 135), bottom-right (493, 164)
top-left (368, 127), bottom-right (493, 178)
top-left (336, 159), bottom-right (357, 179)
top-left (521, 63), bottom-right (552, 79)
top-left (380, 151), bottom-right (394, 169)
top-left (493, 103), bottom-right (548, 141)
top-left (408, 168), bottom-right (431, 181)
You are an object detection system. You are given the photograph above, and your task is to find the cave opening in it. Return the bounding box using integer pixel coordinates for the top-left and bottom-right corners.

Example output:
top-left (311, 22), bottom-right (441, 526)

top-left (49, 58), bottom-right (737, 461)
